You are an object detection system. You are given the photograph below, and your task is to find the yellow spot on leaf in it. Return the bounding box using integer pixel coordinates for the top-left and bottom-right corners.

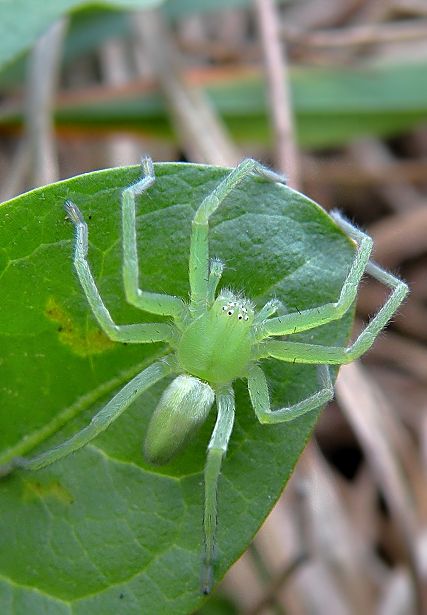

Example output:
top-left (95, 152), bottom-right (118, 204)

top-left (45, 296), bottom-right (115, 356)
top-left (22, 479), bottom-right (74, 505)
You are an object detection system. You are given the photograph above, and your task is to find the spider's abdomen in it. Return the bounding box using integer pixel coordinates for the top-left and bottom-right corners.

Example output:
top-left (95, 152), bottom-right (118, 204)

top-left (144, 374), bottom-right (214, 465)
top-left (177, 292), bottom-right (254, 384)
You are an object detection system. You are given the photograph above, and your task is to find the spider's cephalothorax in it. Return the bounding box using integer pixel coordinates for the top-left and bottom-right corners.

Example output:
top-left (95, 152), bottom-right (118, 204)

top-left (178, 289), bottom-right (255, 384)
top-left (9, 156), bottom-right (408, 595)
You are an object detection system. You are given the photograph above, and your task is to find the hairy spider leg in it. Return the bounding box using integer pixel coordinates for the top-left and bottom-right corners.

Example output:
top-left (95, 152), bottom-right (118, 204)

top-left (253, 298), bottom-right (283, 326)
top-left (254, 261), bottom-right (408, 365)
top-left (247, 364), bottom-right (333, 424)
top-left (206, 258), bottom-right (225, 307)
top-left (189, 159), bottom-right (286, 316)
top-left (257, 211), bottom-right (374, 339)
top-left (121, 156), bottom-right (186, 323)
top-left (64, 200), bottom-right (174, 344)
top-left (202, 384), bottom-right (235, 595)
top-left (9, 359), bottom-right (174, 472)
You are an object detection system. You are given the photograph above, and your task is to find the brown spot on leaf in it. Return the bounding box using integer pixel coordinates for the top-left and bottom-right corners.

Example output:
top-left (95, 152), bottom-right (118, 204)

top-left (22, 479), bottom-right (74, 505)
top-left (45, 296), bottom-right (115, 356)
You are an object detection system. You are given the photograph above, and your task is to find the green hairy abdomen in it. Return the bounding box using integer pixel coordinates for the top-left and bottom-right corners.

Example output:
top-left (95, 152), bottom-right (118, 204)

top-left (177, 311), bottom-right (252, 383)
top-left (144, 375), bottom-right (214, 464)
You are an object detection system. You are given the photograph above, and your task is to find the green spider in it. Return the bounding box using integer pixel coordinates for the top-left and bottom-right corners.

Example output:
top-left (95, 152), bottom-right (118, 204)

top-left (8, 157), bottom-right (408, 594)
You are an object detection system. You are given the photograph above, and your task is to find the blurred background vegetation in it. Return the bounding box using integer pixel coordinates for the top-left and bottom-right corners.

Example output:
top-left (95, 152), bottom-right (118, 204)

top-left (1, 0), bottom-right (427, 613)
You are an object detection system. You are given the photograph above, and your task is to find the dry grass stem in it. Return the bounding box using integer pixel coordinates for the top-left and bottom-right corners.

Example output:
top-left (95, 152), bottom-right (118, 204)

top-left (336, 363), bottom-right (427, 612)
top-left (298, 442), bottom-right (376, 612)
top-left (100, 39), bottom-right (143, 166)
top-left (368, 208), bottom-right (427, 267)
top-left (134, 9), bottom-right (240, 166)
top-left (283, 19), bottom-right (427, 48)
top-left (26, 18), bottom-right (68, 187)
top-left (254, 0), bottom-right (300, 185)
top-left (349, 139), bottom-right (423, 214)
top-left (247, 552), bottom-right (307, 615)
top-left (392, 0), bottom-right (427, 17)
top-left (0, 141), bottom-right (30, 202)
top-left (304, 156), bottom-right (427, 187)
top-left (366, 330), bottom-right (427, 384)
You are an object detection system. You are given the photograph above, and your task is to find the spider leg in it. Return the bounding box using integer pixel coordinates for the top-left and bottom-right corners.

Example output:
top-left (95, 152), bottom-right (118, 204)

top-left (257, 212), bottom-right (374, 339)
top-left (253, 298), bottom-right (284, 325)
top-left (206, 258), bottom-right (225, 306)
top-left (122, 156), bottom-right (186, 323)
top-left (8, 358), bottom-right (174, 472)
top-left (65, 200), bottom-right (175, 344)
top-left (254, 261), bottom-right (408, 365)
top-left (189, 159), bottom-right (286, 315)
top-left (202, 384), bottom-right (235, 595)
top-left (247, 364), bottom-right (333, 424)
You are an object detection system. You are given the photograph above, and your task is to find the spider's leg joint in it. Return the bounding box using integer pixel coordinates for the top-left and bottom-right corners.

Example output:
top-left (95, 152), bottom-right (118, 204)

top-left (269, 298), bottom-right (283, 310)
top-left (210, 258), bottom-right (225, 275)
top-left (253, 298), bottom-right (285, 328)
top-left (64, 200), bottom-right (84, 225)
top-left (241, 158), bottom-right (287, 185)
top-left (140, 154), bottom-right (154, 176)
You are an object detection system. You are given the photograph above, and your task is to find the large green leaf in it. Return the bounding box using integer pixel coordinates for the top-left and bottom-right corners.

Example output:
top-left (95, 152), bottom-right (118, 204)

top-left (0, 0), bottom-right (164, 72)
top-left (0, 163), bottom-right (354, 613)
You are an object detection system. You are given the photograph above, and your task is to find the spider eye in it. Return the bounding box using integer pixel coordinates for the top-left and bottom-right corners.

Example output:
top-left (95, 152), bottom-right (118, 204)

top-left (238, 314), bottom-right (243, 320)
top-left (228, 310), bottom-right (233, 316)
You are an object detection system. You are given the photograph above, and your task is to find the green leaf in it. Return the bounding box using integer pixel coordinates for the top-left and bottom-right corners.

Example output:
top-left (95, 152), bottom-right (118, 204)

top-left (0, 163), bottom-right (354, 613)
top-left (0, 9), bottom-right (132, 88)
top-left (2, 61), bottom-right (424, 149)
top-left (0, 0), bottom-right (164, 71)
